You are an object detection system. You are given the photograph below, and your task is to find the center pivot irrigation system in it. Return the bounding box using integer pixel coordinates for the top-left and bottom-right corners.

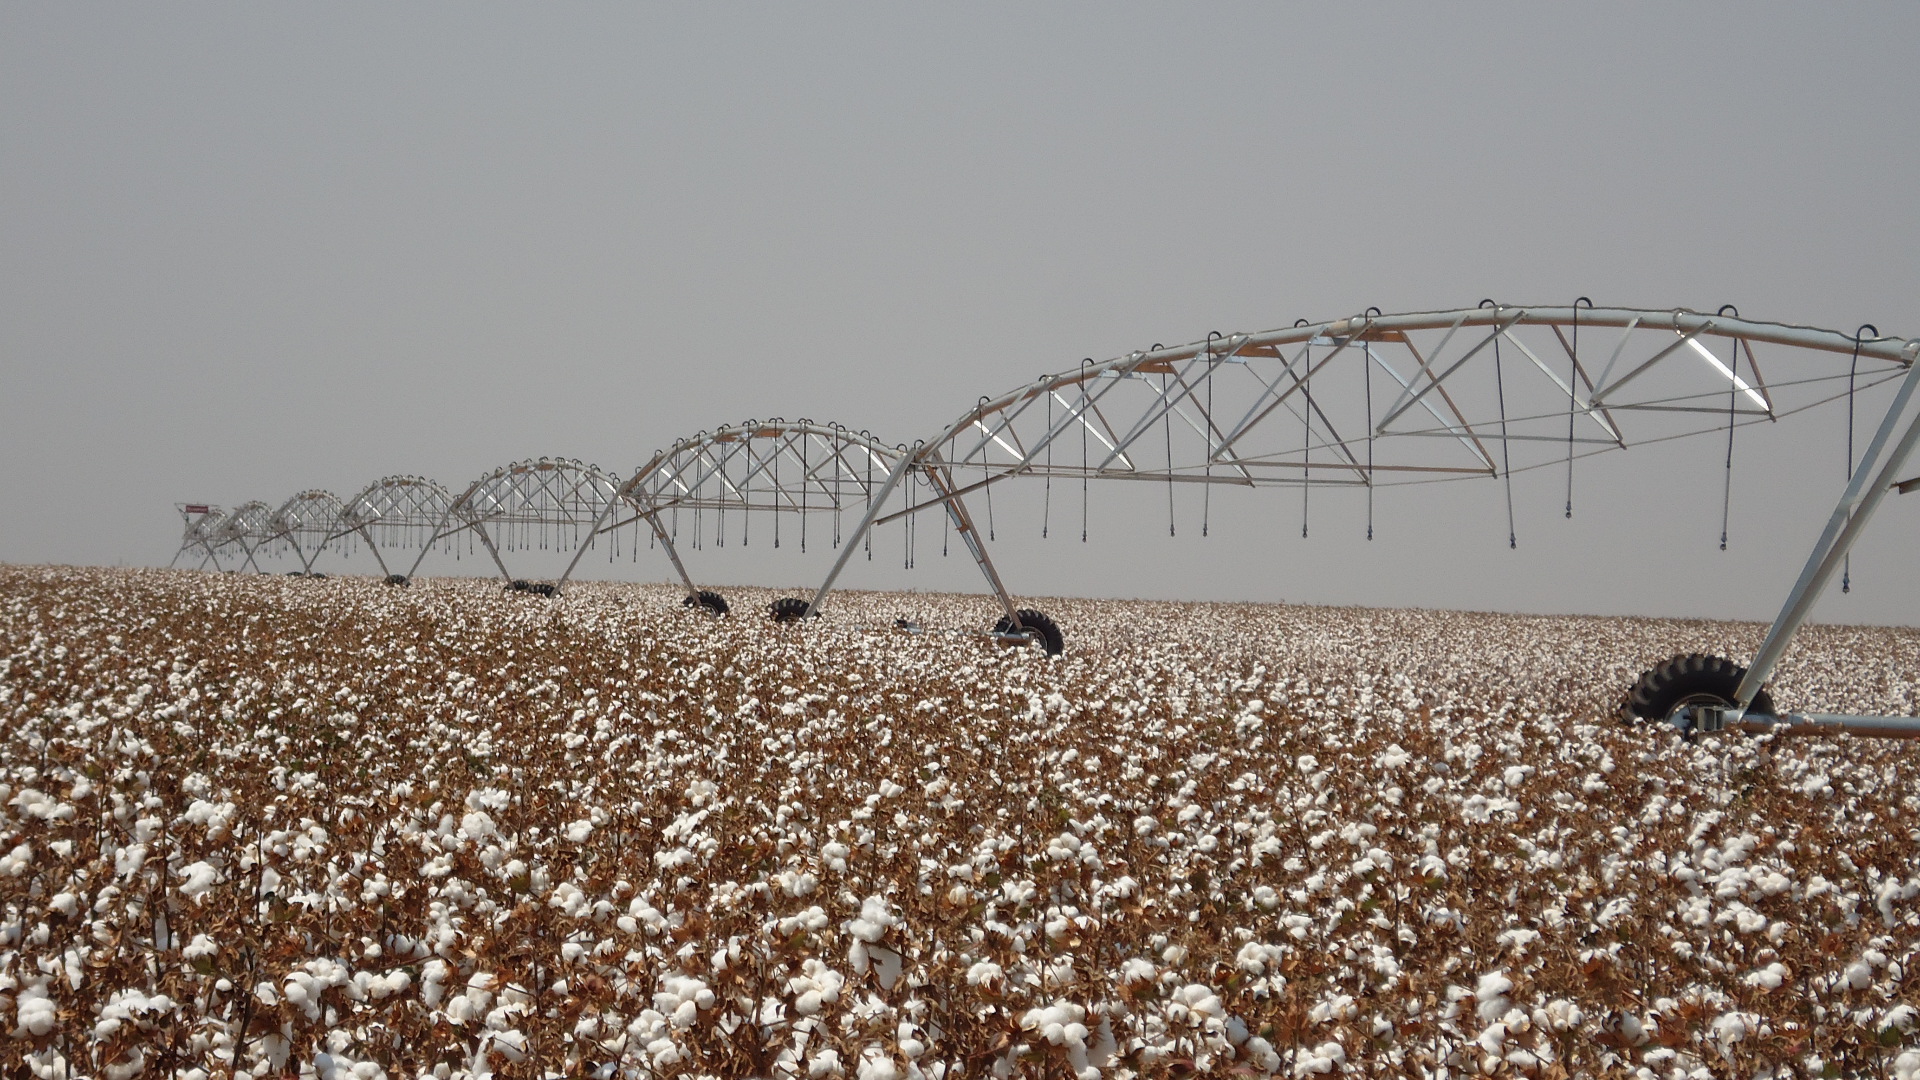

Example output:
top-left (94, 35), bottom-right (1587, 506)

top-left (174, 302), bottom-right (1920, 737)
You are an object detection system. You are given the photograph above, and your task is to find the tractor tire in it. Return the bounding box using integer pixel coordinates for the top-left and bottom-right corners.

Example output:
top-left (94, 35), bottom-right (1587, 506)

top-left (384, 574), bottom-right (410, 587)
top-left (769, 597), bottom-right (817, 622)
top-left (683, 590), bottom-right (730, 617)
top-left (1624, 653), bottom-right (1775, 728)
top-left (994, 608), bottom-right (1064, 656)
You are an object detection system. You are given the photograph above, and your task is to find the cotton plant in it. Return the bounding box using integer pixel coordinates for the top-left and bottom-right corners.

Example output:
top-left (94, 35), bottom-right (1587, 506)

top-left (0, 564), bottom-right (1917, 1077)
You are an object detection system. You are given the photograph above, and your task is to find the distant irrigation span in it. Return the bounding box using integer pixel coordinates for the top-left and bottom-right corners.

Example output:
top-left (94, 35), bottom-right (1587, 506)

top-left (173, 302), bottom-right (1920, 738)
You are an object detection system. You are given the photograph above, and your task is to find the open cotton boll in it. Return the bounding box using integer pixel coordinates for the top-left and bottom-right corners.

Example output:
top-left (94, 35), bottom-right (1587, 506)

top-left (0, 842), bottom-right (30, 876)
top-left (855, 1045), bottom-right (900, 1080)
top-left (15, 985), bottom-right (58, 1037)
top-left (177, 861), bottom-right (220, 901)
top-left (845, 895), bottom-right (897, 943)
top-left (1475, 971), bottom-right (1514, 1025)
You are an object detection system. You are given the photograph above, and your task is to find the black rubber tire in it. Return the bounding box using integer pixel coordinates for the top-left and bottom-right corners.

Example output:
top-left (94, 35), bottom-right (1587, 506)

top-left (1624, 653), bottom-right (1775, 728)
top-left (683, 590), bottom-right (730, 617)
top-left (507, 579), bottom-right (532, 593)
top-left (768, 597), bottom-right (817, 622)
top-left (994, 608), bottom-right (1064, 656)
top-left (384, 574), bottom-right (410, 587)
top-left (529, 582), bottom-right (556, 598)
top-left (308, 572), bottom-right (328, 580)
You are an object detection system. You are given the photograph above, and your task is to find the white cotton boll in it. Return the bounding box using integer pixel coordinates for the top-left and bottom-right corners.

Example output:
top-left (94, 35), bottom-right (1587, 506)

top-left (854, 1043), bottom-right (899, 1078)
top-left (1743, 962), bottom-right (1788, 991)
top-left (1476, 1021), bottom-right (1508, 1054)
top-left (1168, 984), bottom-right (1222, 1026)
top-left (445, 993), bottom-right (484, 1027)
top-left (458, 811), bottom-right (496, 841)
top-left (1895, 1050), bottom-right (1920, 1080)
top-left (490, 1029), bottom-right (529, 1063)
top-left (822, 841), bottom-right (851, 873)
top-left (1133, 815), bottom-right (1158, 836)
top-left (1538, 999), bottom-right (1584, 1032)
top-left (1293, 1041), bottom-right (1345, 1076)
top-left (564, 819), bottom-right (593, 843)
top-left (178, 861), bottom-right (220, 901)
top-left (1119, 958), bottom-right (1156, 984)
top-left (1308, 994), bottom-right (1357, 1025)
top-left (2, 843), bottom-right (33, 876)
top-left (16, 987), bottom-right (57, 1037)
top-left (549, 882), bottom-right (591, 919)
top-left (1843, 961), bottom-right (1874, 989)
top-left (1475, 971), bottom-right (1513, 1024)
top-left (649, 1038), bottom-right (684, 1068)
top-left (1884, 1005), bottom-right (1920, 1034)
top-left (845, 895), bottom-right (897, 943)
top-left (809, 1048), bottom-right (845, 1078)
top-left (420, 960), bottom-right (449, 1007)
top-left (1710, 1011), bottom-right (1761, 1048)
top-left (1236, 942), bottom-right (1284, 977)
top-left (966, 961), bottom-right (1004, 987)
top-left (183, 934), bottom-right (218, 961)
top-left (1251, 885), bottom-right (1279, 910)
top-left (48, 892), bottom-right (78, 918)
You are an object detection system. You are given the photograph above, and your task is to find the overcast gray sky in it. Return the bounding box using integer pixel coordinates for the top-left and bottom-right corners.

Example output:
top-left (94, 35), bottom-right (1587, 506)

top-left (3, 4), bottom-right (1916, 626)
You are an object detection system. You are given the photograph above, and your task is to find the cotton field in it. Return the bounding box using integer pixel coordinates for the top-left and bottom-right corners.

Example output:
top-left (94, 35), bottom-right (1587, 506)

top-left (2, 566), bottom-right (1918, 1080)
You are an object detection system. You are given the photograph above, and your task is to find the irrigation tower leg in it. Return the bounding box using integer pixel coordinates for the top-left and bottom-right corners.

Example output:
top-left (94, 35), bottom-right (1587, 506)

top-left (405, 525), bottom-right (451, 580)
top-left (647, 514), bottom-right (701, 596)
top-left (1736, 358), bottom-right (1920, 707)
top-left (356, 526), bottom-right (396, 578)
top-left (923, 465), bottom-right (1022, 625)
top-left (556, 497), bottom-right (621, 594)
top-left (806, 454), bottom-right (918, 617)
top-left (472, 524), bottom-right (514, 583)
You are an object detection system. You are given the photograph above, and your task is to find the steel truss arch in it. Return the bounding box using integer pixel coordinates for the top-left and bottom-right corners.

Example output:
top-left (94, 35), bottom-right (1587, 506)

top-left (210, 501), bottom-right (278, 573)
top-left (269, 490), bottom-right (347, 575)
top-left (169, 504), bottom-right (228, 571)
top-left (337, 475), bottom-right (455, 580)
top-left (422, 458), bottom-right (621, 585)
top-left (910, 306), bottom-right (1917, 513)
top-left (558, 421), bottom-right (1025, 623)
